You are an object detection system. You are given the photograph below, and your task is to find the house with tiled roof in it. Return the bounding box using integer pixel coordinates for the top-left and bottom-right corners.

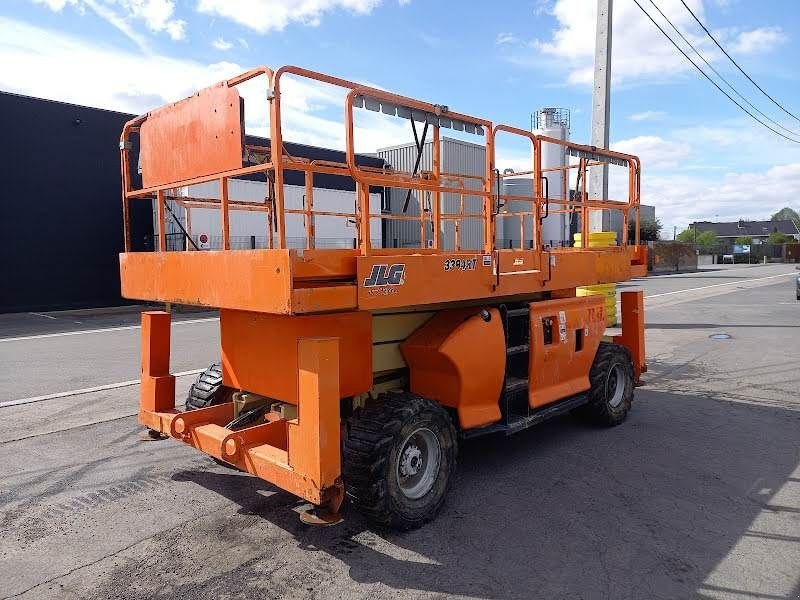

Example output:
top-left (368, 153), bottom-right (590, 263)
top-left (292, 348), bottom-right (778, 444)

top-left (690, 219), bottom-right (800, 242)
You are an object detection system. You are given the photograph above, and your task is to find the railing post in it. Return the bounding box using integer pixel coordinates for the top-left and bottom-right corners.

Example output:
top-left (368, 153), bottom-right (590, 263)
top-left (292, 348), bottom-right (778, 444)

top-left (156, 189), bottom-right (166, 252)
top-left (185, 206), bottom-right (193, 250)
top-left (432, 125), bottom-right (441, 250)
top-left (140, 311), bottom-right (175, 413)
top-left (357, 183), bottom-right (371, 255)
top-left (220, 176), bottom-right (230, 250)
top-left (581, 160), bottom-right (588, 248)
top-left (270, 86), bottom-right (287, 249)
top-left (484, 121), bottom-right (495, 252)
top-left (305, 170), bottom-right (315, 249)
top-left (533, 137), bottom-right (543, 250)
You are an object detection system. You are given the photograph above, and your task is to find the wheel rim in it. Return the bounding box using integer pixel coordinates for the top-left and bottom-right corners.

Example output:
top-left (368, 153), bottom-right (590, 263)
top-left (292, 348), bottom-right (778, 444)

top-left (606, 364), bottom-right (626, 408)
top-left (396, 427), bottom-right (441, 500)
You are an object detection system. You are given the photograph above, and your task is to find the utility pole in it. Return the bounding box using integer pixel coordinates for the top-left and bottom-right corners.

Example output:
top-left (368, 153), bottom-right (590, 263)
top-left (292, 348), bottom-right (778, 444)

top-left (589, 0), bottom-right (612, 232)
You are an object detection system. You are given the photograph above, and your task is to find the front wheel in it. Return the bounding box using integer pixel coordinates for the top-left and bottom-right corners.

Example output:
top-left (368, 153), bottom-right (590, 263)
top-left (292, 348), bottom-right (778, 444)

top-left (580, 342), bottom-right (634, 426)
top-left (185, 363), bottom-right (234, 411)
top-left (343, 391), bottom-right (457, 530)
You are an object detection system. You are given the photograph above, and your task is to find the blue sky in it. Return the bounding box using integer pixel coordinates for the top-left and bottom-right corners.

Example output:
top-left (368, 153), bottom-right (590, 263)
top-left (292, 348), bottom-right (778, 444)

top-left (2, 0), bottom-right (799, 236)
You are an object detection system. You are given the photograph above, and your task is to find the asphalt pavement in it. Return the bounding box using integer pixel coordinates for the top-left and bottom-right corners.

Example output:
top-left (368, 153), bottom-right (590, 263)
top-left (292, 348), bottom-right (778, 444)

top-left (0, 263), bottom-right (798, 599)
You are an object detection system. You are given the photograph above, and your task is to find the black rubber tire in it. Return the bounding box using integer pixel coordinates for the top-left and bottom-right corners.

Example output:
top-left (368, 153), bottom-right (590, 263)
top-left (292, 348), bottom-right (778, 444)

top-left (580, 342), bottom-right (635, 426)
top-left (185, 363), bottom-right (234, 411)
top-left (343, 391), bottom-right (458, 530)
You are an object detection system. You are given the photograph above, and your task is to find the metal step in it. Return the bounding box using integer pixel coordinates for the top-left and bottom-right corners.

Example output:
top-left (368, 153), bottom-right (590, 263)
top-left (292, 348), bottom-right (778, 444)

top-left (461, 393), bottom-right (589, 439)
top-left (506, 344), bottom-right (529, 355)
top-left (506, 307), bottom-right (530, 318)
top-left (504, 376), bottom-right (528, 392)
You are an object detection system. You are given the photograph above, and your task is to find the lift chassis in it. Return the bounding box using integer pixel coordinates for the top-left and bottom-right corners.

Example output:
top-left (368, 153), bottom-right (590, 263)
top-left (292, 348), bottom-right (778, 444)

top-left (121, 65), bottom-right (647, 529)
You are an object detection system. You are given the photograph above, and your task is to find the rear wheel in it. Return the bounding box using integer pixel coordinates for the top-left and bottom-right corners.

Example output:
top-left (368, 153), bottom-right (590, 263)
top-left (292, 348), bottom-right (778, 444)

top-left (185, 363), bottom-right (234, 411)
top-left (580, 342), bottom-right (634, 426)
top-left (343, 391), bottom-right (457, 530)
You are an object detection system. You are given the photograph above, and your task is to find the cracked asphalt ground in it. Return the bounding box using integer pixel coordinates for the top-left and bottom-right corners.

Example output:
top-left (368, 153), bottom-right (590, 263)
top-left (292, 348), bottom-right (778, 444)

top-left (1, 264), bottom-right (798, 599)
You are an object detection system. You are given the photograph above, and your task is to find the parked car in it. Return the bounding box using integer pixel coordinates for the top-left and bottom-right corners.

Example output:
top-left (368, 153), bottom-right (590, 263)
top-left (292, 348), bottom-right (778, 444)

top-left (796, 269), bottom-right (800, 300)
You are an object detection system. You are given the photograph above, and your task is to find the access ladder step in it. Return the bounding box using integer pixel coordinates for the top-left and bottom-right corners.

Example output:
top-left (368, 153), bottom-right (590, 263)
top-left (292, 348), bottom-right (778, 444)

top-left (504, 376), bottom-right (528, 392)
top-left (506, 344), bottom-right (529, 355)
top-left (506, 307), bottom-right (530, 318)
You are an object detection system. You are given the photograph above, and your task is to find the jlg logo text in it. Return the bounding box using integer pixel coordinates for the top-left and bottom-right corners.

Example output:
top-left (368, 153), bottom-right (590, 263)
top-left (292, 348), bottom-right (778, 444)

top-left (363, 264), bottom-right (405, 287)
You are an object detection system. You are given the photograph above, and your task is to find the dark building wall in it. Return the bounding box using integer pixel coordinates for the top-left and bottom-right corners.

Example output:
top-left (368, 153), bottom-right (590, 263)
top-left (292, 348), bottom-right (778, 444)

top-left (0, 92), bottom-right (385, 313)
top-left (0, 93), bottom-right (152, 312)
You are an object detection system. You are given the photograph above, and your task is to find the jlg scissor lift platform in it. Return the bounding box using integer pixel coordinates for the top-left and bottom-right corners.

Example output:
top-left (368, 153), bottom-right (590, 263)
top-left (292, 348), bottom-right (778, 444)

top-left (121, 65), bottom-right (647, 529)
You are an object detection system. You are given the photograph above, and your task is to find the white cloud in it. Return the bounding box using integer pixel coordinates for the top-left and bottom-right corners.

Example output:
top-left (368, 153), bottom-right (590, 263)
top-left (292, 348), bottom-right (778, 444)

top-left (629, 110), bottom-right (666, 122)
top-left (612, 135), bottom-right (692, 170)
top-left (531, 0), bottom-right (712, 85)
top-left (731, 26), bottom-right (786, 54)
top-left (496, 32), bottom-right (518, 45)
top-left (642, 162), bottom-right (800, 232)
top-left (32, 0), bottom-right (186, 47)
top-left (673, 124), bottom-right (739, 147)
top-left (0, 16), bottom-right (412, 154)
top-left (196, 0), bottom-right (383, 33)
top-left (398, 0), bottom-right (411, 5)
top-left (125, 0), bottom-right (185, 39)
top-left (212, 37), bottom-right (233, 50)
top-left (0, 16), bottom-right (232, 113)
top-left (82, 0), bottom-right (152, 50)
top-left (32, 0), bottom-right (75, 9)
top-left (608, 120), bottom-right (800, 232)
top-left (513, 0), bottom-right (784, 86)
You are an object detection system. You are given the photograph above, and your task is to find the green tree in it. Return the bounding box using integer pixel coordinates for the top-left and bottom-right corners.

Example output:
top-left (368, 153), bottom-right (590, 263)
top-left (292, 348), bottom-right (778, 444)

top-left (735, 235), bottom-right (753, 245)
top-left (770, 207), bottom-right (800, 227)
top-left (675, 228), bottom-right (695, 243)
top-left (628, 218), bottom-right (662, 241)
top-left (767, 231), bottom-right (794, 244)
top-left (675, 227), bottom-right (717, 251)
top-left (696, 231), bottom-right (717, 251)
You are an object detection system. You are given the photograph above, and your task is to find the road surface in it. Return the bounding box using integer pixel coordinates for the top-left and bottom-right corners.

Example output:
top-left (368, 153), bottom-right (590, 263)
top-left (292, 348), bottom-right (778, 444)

top-left (1, 263), bottom-right (798, 599)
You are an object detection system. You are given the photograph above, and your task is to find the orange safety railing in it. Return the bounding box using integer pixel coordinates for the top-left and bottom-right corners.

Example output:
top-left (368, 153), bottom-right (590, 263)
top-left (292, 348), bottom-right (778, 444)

top-left (120, 66), bottom-right (641, 256)
top-left (536, 135), bottom-right (641, 247)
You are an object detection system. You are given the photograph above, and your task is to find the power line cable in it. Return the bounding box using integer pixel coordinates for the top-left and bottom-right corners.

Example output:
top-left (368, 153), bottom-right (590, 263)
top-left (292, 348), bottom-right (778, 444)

top-left (647, 0), bottom-right (800, 138)
top-left (631, 0), bottom-right (800, 144)
top-left (678, 0), bottom-right (800, 124)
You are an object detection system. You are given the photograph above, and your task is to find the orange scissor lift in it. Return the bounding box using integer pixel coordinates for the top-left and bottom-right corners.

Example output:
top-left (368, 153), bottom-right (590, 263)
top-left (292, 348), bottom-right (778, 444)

top-left (121, 66), bottom-right (647, 529)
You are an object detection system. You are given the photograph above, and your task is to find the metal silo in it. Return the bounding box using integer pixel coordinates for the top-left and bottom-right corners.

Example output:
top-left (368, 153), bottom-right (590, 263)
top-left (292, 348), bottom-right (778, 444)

top-left (535, 108), bottom-right (570, 247)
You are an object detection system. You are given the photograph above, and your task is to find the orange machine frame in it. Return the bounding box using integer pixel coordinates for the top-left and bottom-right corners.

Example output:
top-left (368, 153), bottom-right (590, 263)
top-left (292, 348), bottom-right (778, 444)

top-left (123, 65), bottom-right (647, 513)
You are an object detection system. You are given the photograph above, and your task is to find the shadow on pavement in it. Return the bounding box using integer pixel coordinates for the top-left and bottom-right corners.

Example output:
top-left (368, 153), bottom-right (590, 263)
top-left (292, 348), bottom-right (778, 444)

top-left (164, 389), bottom-right (800, 600)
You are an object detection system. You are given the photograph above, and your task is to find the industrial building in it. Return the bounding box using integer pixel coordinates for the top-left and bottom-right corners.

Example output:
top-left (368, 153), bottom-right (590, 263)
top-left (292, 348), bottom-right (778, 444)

top-left (378, 137), bottom-right (486, 250)
top-left (0, 92), bottom-right (152, 313)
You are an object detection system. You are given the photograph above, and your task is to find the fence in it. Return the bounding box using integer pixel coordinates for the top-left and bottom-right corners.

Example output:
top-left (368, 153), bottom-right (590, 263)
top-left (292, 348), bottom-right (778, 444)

top-left (646, 241), bottom-right (797, 273)
top-left (649, 241), bottom-right (697, 273)
top-left (707, 242), bottom-right (788, 264)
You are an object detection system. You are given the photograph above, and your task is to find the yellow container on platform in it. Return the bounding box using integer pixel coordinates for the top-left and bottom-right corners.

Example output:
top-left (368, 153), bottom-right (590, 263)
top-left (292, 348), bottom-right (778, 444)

top-left (574, 232), bottom-right (618, 326)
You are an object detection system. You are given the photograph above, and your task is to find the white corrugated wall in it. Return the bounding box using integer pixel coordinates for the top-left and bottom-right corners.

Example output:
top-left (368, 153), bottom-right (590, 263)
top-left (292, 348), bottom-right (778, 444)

top-left (377, 137), bottom-right (486, 251)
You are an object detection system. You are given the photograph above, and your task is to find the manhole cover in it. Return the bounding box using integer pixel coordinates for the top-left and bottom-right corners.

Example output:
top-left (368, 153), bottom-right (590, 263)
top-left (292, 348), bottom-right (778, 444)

top-left (709, 333), bottom-right (732, 340)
